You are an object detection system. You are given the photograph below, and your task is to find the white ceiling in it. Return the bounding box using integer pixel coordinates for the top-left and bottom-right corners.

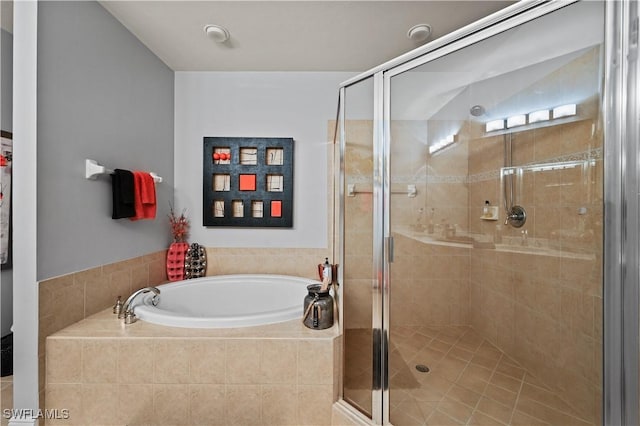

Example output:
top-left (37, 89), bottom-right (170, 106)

top-left (98, 1), bottom-right (515, 72)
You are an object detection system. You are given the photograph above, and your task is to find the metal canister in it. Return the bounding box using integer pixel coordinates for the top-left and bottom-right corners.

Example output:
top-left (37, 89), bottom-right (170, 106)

top-left (302, 284), bottom-right (334, 330)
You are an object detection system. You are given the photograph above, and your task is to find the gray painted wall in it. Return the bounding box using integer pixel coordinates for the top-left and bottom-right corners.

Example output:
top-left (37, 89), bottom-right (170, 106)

top-left (37, 1), bottom-right (174, 280)
top-left (1, 28), bottom-right (12, 337)
top-left (2, 29), bottom-right (11, 131)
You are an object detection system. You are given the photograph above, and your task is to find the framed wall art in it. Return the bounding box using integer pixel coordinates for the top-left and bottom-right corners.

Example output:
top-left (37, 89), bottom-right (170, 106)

top-left (1, 131), bottom-right (12, 269)
top-left (203, 137), bottom-right (294, 227)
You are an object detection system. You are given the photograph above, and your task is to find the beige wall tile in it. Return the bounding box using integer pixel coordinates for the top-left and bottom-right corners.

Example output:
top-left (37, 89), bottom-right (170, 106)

top-left (226, 384), bottom-right (262, 426)
top-left (297, 384), bottom-right (333, 426)
top-left (39, 275), bottom-right (75, 319)
top-left (72, 266), bottom-right (103, 285)
top-left (118, 339), bottom-right (155, 384)
top-left (262, 384), bottom-right (298, 425)
top-left (261, 340), bottom-right (297, 384)
top-left (44, 384), bottom-right (83, 425)
top-left (131, 264), bottom-right (150, 292)
top-left (82, 339), bottom-right (117, 383)
top-left (46, 339), bottom-right (82, 385)
top-left (153, 339), bottom-right (190, 384)
top-left (188, 340), bottom-right (225, 384)
top-left (83, 274), bottom-right (113, 318)
top-left (102, 258), bottom-right (137, 275)
top-left (189, 384), bottom-right (226, 425)
top-left (226, 340), bottom-right (262, 384)
top-left (148, 256), bottom-right (168, 285)
top-left (117, 384), bottom-right (153, 426)
top-left (39, 354), bottom-right (46, 393)
top-left (81, 384), bottom-right (118, 425)
top-left (152, 384), bottom-right (189, 425)
top-left (39, 279), bottom-right (84, 347)
top-left (298, 340), bottom-right (334, 385)
top-left (110, 270), bottom-right (132, 303)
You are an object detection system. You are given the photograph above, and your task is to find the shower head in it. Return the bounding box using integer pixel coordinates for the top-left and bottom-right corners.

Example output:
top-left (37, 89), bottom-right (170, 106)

top-left (470, 105), bottom-right (485, 117)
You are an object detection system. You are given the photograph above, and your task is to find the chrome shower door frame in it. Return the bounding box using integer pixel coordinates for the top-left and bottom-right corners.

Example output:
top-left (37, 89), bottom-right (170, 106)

top-left (339, 0), bottom-right (634, 423)
top-left (603, 1), bottom-right (640, 425)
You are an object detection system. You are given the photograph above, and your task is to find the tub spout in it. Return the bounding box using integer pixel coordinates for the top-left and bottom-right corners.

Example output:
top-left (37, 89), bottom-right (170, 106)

top-left (120, 286), bottom-right (160, 324)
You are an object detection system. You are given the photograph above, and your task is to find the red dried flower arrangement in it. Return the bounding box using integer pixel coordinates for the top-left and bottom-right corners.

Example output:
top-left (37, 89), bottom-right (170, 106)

top-left (168, 205), bottom-right (189, 242)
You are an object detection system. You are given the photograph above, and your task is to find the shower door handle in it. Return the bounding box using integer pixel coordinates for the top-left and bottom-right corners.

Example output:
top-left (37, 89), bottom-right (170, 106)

top-left (386, 236), bottom-right (394, 263)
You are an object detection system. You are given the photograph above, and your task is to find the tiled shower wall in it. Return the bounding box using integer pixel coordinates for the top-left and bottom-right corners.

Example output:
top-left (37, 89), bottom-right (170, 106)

top-left (342, 45), bottom-right (603, 426)
top-left (344, 120), bottom-right (472, 330)
top-left (343, 120), bottom-right (375, 331)
top-left (467, 114), bottom-right (603, 423)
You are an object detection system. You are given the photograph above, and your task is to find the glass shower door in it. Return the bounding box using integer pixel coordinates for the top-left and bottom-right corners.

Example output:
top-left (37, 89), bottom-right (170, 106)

top-left (341, 76), bottom-right (376, 418)
top-left (385, 1), bottom-right (604, 424)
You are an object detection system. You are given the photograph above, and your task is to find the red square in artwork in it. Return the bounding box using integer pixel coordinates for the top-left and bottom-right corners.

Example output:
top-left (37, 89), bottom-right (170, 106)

top-left (239, 174), bottom-right (256, 191)
top-left (271, 201), bottom-right (282, 217)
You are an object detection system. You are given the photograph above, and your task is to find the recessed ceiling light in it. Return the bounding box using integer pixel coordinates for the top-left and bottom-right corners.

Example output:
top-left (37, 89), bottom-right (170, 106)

top-left (204, 24), bottom-right (230, 43)
top-left (407, 24), bottom-right (432, 42)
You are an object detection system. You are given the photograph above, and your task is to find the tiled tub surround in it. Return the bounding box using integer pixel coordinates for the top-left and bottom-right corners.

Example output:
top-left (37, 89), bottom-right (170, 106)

top-left (204, 248), bottom-right (331, 278)
top-left (38, 251), bottom-right (168, 406)
top-left (45, 309), bottom-right (340, 425)
top-left (38, 249), bottom-right (331, 406)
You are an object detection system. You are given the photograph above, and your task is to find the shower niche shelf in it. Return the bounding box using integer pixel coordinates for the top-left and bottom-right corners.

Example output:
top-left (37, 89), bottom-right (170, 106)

top-left (480, 206), bottom-right (499, 221)
top-left (203, 137), bottom-right (294, 227)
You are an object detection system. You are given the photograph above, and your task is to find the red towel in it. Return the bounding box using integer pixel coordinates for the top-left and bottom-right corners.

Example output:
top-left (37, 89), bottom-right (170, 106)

top-left (130, 171), bottom-right (156, 220)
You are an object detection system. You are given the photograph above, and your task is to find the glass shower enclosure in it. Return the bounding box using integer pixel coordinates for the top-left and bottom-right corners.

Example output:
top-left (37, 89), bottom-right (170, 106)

top-left (338, 1), bottom-right (638, 424)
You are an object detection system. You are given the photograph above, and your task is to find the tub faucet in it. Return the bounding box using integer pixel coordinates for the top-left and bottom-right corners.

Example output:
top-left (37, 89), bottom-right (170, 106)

top-left (120, 286), bottom-right (160, 324)
top-left (521, 229), bottom-right (528, 246)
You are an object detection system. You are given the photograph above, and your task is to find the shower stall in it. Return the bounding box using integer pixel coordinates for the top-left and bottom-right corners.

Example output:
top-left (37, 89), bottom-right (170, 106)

top-left (337, 1), bottom-right (639, 425)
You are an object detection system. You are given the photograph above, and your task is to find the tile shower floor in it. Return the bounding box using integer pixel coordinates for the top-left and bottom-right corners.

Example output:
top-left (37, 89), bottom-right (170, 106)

top-left (344, 326), bottom-right (594, 426)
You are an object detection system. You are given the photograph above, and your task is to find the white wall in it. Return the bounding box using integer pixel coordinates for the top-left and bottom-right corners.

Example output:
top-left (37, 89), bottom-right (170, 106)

top-left (174, 72), bottom-right (354, 248)
top-left (12, 0), bottom-right (38, 416)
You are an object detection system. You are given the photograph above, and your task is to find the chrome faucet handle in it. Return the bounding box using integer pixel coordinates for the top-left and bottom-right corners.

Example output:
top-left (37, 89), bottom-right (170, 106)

top-left (113, 296), bottom-right (123, 315)
top-left (124, 310), bottom-right (137, 324)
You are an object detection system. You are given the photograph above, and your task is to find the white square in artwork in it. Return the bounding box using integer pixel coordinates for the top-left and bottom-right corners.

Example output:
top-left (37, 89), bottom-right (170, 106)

top-left (213, 174), bottom-right (230, 191)
top-left (266, 148), bottom-right (284, 165)
top-left (232, 200), bottom-right (244, 217)
top-left (251, 201), bottom-right (263, 218)
top-left (213, 201), bottom-right (225, 217)
top-left (240, 148), bottom-right (258, 165)
top-left (266, 175), bottom-right (283, 192)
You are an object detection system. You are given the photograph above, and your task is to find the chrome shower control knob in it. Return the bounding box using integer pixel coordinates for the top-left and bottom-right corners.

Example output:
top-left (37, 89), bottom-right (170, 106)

top-left (505, 205), bottom-right (527, 228)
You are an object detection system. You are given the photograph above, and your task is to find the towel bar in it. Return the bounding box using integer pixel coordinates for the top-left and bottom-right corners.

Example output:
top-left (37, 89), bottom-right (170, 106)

top-left (85, 159), bottom-right (162, 183)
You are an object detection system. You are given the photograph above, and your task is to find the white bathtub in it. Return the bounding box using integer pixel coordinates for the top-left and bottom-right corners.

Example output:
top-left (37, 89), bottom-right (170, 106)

top-left (133, 274), bottom-right (318, 328)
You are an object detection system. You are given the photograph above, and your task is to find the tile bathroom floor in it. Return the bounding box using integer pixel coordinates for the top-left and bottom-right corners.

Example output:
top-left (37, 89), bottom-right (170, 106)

top-left (344, 326), bottom-right (595, 426)
top-left (0, 375), bottom-right (11, 426)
